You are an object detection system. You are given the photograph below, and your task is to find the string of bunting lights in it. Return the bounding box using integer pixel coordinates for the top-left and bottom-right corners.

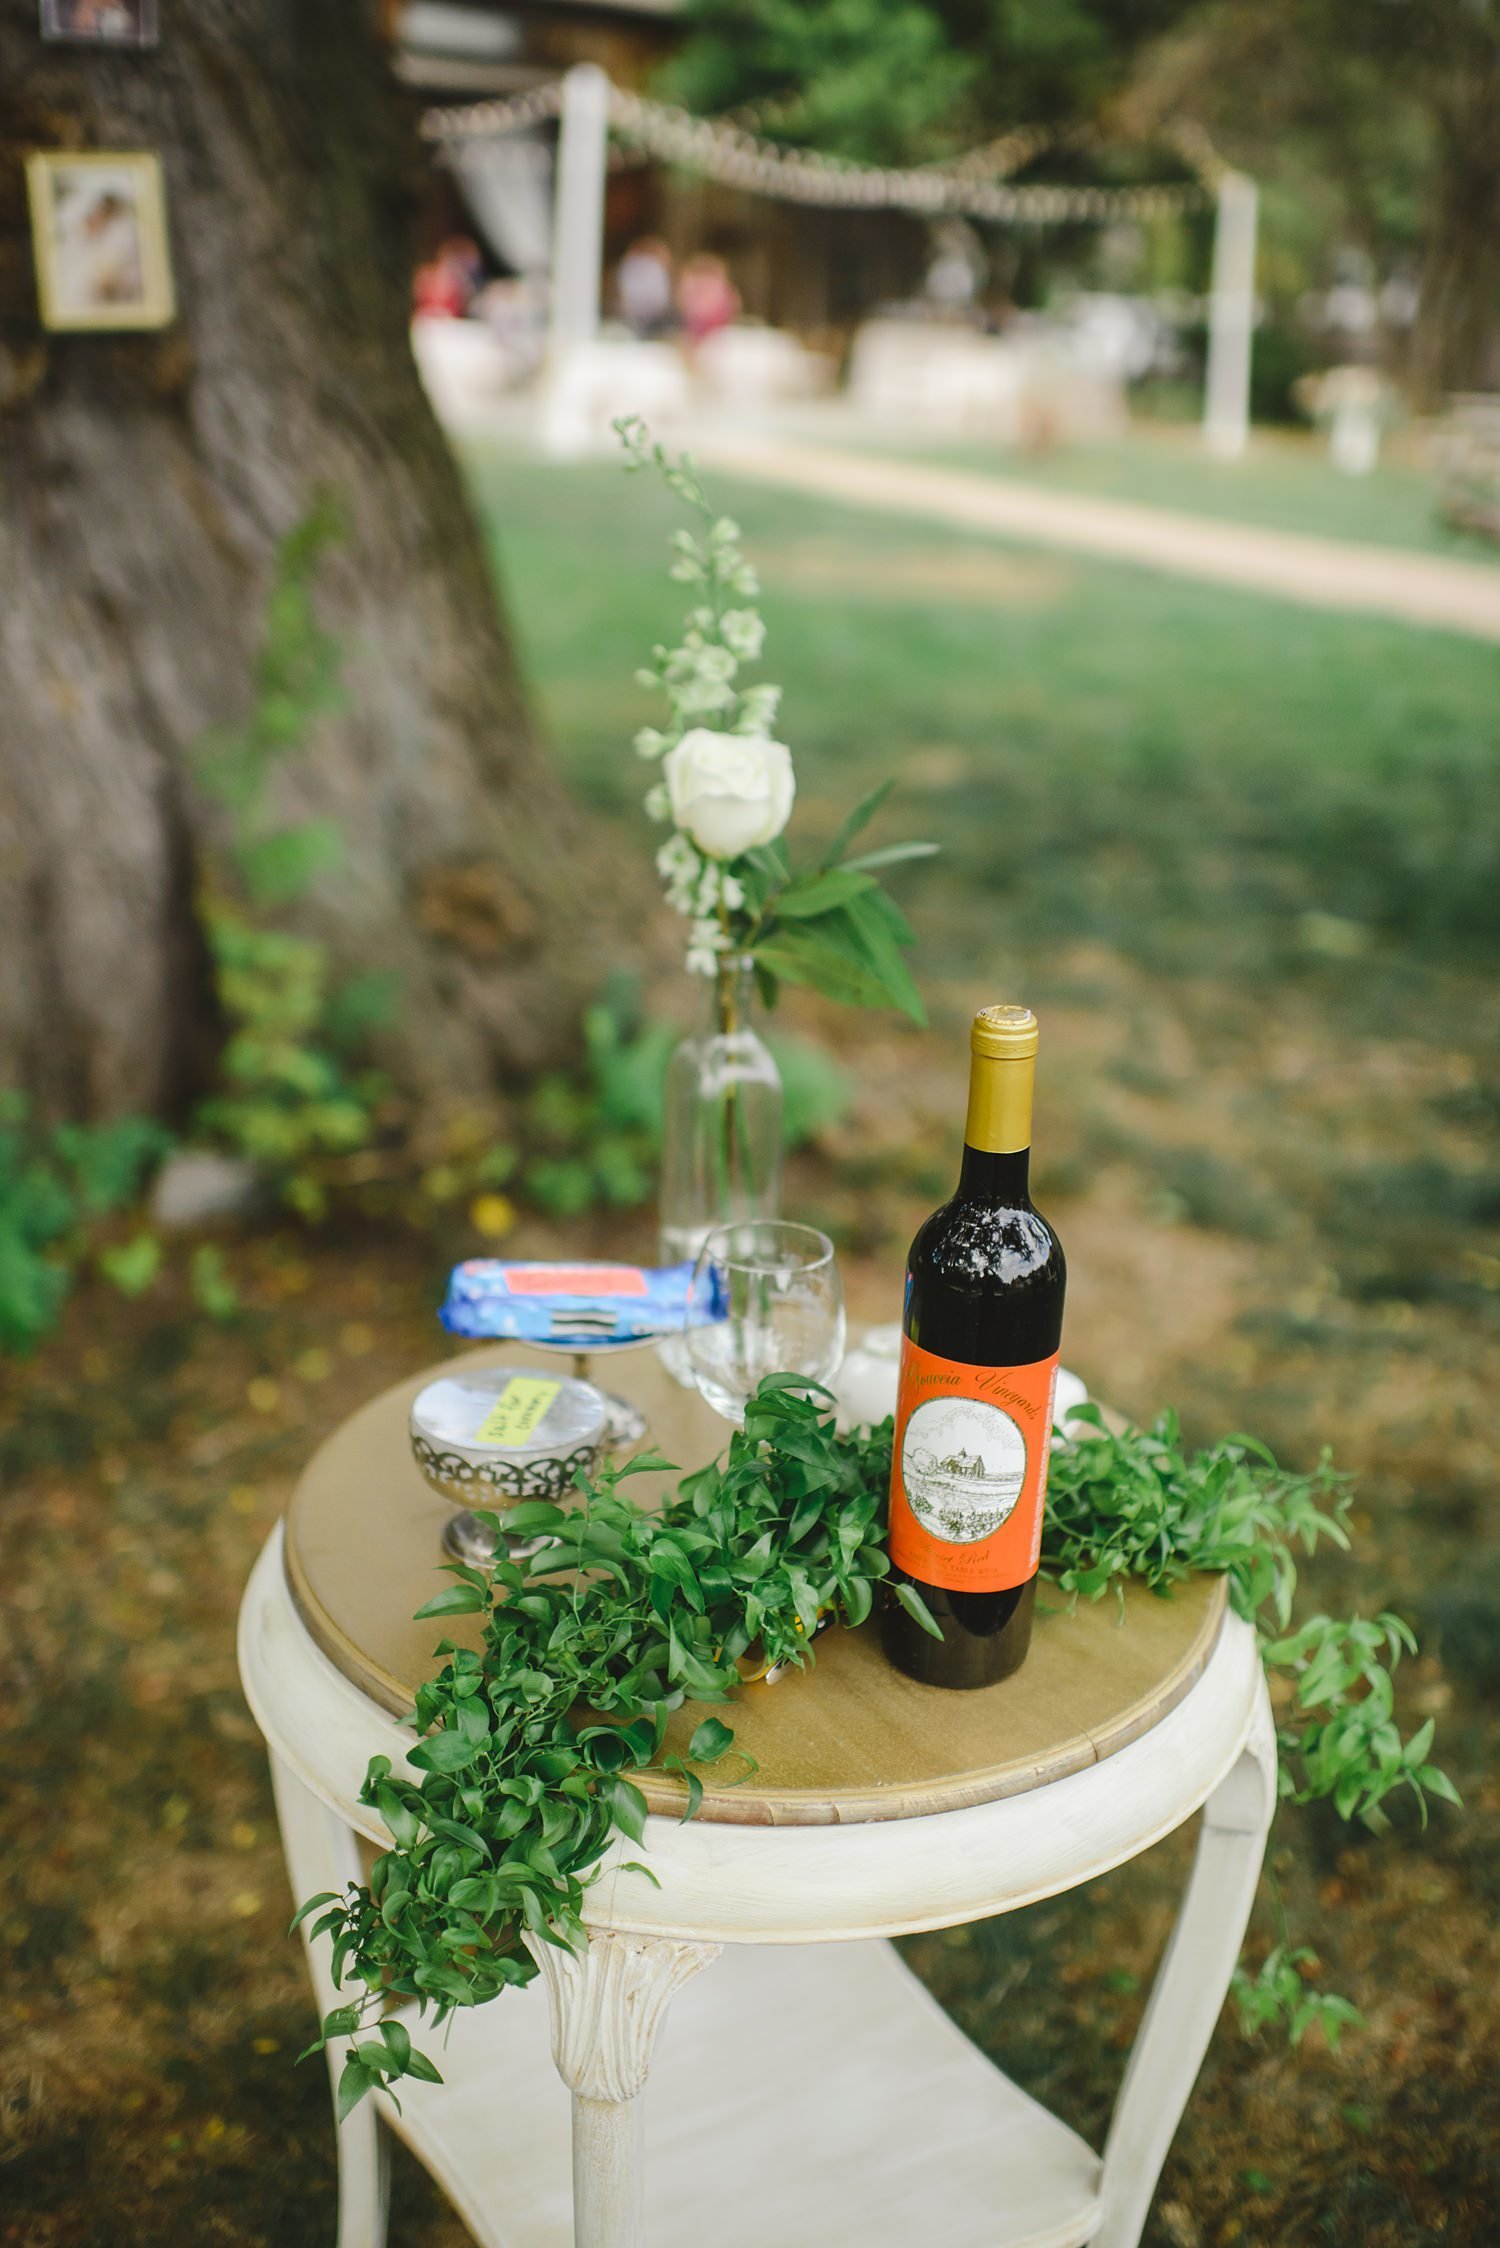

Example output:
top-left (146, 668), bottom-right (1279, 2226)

top-left (420, 80), bottom-right (1222, 226)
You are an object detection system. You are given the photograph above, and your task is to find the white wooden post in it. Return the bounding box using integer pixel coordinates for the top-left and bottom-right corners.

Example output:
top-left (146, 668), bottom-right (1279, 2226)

top-left (544, 62), bottom-right (610, 457)
top-left (1203, 170), bottom-right (1258, 460)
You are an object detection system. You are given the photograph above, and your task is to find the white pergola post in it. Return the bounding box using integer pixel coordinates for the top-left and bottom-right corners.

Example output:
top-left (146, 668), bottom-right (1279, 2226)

top-left (543, 61), bottom-right (610, 456)
top-left (1203, 170), bottom-right (1258, 460)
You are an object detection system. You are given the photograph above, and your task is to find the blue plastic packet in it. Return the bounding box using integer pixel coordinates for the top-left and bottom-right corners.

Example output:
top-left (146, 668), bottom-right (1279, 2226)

top-left (439, 1258), bottom-right (721, 1346)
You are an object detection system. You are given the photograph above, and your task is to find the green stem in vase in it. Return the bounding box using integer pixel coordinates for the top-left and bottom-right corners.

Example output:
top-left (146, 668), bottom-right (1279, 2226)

top-left (715, 956), bottom-right (764, 1215)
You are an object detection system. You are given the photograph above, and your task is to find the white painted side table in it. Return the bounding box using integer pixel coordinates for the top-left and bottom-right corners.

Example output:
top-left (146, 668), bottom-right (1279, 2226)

top-left (238, 1344), bottom-right (1275, 2248)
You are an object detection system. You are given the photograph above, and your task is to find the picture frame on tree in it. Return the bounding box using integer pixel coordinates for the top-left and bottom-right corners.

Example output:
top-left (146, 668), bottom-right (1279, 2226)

top-left (39, 0), bottom-right (159, 43)
top-left (25, 152), bottom-right (175, 332)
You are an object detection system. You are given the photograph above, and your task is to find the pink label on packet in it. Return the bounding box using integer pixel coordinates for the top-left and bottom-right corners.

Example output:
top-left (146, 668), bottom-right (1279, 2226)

top-left (498, 1265), bottom-right (650, 1297)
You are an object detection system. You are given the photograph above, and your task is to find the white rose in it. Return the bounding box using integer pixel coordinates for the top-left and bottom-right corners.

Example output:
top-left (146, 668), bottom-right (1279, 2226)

top-left (662, 728), bottom-right (795, 860)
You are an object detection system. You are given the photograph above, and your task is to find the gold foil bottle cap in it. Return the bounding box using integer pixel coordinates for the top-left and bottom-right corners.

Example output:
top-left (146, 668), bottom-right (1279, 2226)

top-left (971, 1004), bottom-right (1039, 1060)
top-left (965, 1006), bottom-right (1038, 1152)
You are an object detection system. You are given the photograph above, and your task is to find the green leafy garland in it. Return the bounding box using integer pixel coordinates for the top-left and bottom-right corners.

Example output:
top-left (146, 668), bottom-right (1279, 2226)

top-left (1044, 1406), bottom-right (1459, 2047)
top-left (295, 1382), bottom-right (1455, 2114)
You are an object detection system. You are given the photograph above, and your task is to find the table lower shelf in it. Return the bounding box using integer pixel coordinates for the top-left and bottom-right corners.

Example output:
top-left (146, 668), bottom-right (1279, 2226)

top-left (381, 1937), bottom-right (1102, 2248)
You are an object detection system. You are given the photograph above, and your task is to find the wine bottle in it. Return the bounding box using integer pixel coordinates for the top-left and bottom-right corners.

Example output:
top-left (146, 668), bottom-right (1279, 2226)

top-left (881, 1005), bottom-right (1066, 1690)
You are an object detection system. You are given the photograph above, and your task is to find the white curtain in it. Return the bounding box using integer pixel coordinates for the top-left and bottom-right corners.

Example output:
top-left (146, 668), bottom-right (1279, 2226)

top-left (448, 136), bottom-right (553, 275)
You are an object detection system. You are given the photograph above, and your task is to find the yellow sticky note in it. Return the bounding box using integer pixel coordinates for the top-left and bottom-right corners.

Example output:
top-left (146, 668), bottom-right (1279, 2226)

top-left (475, 1377), bottom-right (561, 1448)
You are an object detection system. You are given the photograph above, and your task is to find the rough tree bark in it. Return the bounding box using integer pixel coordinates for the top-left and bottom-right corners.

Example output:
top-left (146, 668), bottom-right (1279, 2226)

top-left (0, 0), bottom-right (604, 1124)
top-left (1409, 43), bottom-right (1500, 402)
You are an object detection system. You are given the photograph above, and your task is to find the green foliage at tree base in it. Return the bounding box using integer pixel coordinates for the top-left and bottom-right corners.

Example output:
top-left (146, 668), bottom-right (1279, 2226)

top-left (195, 908), bottom-right (391, 1222)
top-left (188, 493), bottom-right (398, 1219)
top-left (518, 975), bottom-right (854, 1220)
top-left (0, 1097), bottom-right (171, 1353)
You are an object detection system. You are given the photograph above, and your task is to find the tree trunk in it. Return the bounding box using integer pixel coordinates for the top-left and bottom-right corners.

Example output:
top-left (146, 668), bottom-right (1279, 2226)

top-left (1410, 60), bottom-right (1500, 402)
top-left (0, 0), bottom-right (602, 1125)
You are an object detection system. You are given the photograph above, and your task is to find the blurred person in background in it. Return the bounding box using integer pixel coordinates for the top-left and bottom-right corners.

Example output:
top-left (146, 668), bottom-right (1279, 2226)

top-left (413, 235), bottom-right (481, 319)
top-left (474, 273), bottom-right (549, 380)
top-left (677, 250), bottom-right (740, 354)
top-left (616, 235), bottom-right (677, 339)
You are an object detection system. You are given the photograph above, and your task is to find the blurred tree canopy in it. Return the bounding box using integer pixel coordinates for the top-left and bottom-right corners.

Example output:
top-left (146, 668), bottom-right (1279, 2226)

top-left (663, 0), bottom-right (1500, 394)
top-left (661, 0), bottom-right (1194, 164)
top-left (1133, 0), bottom-right (1500, 399)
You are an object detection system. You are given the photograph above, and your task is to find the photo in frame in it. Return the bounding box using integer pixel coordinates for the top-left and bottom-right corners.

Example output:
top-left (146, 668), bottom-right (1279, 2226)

top-left (25, 152), bottom-right (175, 332)
top-left (39, 0), bottom-right (159, 44)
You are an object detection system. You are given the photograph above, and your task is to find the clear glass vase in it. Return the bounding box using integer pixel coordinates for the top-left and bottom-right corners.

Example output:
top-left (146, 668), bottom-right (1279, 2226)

top-left (657, 956), bottom-right (783, 1374)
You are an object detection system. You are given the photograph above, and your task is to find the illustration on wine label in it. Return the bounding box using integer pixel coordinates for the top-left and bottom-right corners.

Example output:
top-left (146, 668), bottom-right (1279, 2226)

top-left (890, 1341), bottom-right (1059, 1595)
top-left (902, 1396), bottom-right (1027, 1544)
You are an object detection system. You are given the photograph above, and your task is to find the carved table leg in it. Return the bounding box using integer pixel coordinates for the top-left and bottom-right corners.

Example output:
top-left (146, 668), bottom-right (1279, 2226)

top-left (525, 1929), bottom-right (721, 2248)
top-left (1093, 1682), bottom-right (1279, 2248)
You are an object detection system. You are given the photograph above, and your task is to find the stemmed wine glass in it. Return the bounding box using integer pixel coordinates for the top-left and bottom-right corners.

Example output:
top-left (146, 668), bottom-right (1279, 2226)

top-left (686, 1220), bottom-right (845, 1425)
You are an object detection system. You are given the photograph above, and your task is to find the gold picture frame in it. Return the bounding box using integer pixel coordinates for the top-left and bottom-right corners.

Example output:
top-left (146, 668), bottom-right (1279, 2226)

top-left (25, 150), bottom-right (175, 332)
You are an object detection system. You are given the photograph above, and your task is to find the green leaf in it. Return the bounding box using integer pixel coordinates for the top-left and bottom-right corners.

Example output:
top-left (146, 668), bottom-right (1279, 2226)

top-left (603, 1776), bottom-right (651, 1846)
top-left (649, 1542), bottom-right (705, 1609)
top-left (614, 1448), bottom-right (681, 1480)
top-left (817, 779), bottom-right (894, 870)
top-left (839, 892), bottom-right (925, 1023)
top-left (894, 1583), bottom-right (944, 1640)
top-left (754, 929), bottom-right (892, 1015)
top-left (409, 1730), bottom-right (483, 1775)
top-left (413, 1584), bottom-right (488, 1620)
top-left (581, 1727), bottom-right (627, 1774)
top-left (841, 841), bottom-right (940, 873)
top-left (687, 1716), bottom-right (735, 1764)
top-left (287, 1891), bottom-right (340, 1935)
top-left (771, 868), bottom-right (877, 920)
top-left (840, 1574), bottom-right (873, 1629)
top-left (337, 2058), bottom-right (378, 2122)
top-left (759, 898), bottom-right (925, 1023)
top-left (374, 1784), bottom-right (419, 1851)
top-left (1419, 1766), bottom-right (1462, 1809)
top-left (499, 1502), bottom-right (568, 1536)
top-left (237, 820), bottom-right (345, 905)
top-left (190, 1242), bottom-right (241, 1322)
top-left (97, 1233), bottom-right (163, 1298)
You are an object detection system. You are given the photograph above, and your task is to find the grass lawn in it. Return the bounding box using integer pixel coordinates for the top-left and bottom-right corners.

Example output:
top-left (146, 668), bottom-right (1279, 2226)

top-left (2, 440), bottom-right (1498, 2248)
top-left (817, 419), bottom-right (1500, 563)
top-left (473, 442), bottom-right (1500, 981)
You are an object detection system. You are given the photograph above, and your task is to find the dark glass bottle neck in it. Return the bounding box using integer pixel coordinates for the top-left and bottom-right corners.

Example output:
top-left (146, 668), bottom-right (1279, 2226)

top-left (957, 1142), bottom-right (1031, 1201)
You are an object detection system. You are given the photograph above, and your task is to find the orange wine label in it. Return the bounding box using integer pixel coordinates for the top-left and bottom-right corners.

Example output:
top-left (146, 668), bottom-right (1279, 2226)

top-left (888, 1340), bottom-right (1060, 1593)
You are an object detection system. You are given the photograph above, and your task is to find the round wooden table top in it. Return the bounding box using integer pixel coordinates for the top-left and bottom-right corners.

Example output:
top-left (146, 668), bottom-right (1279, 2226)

top-left (285, 1340), bottom-right (1226, 1829)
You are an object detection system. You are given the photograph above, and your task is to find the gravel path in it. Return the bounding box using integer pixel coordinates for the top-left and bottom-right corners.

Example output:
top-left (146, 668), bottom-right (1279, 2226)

top-left (697, 437), bottom-right (1500, 643)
